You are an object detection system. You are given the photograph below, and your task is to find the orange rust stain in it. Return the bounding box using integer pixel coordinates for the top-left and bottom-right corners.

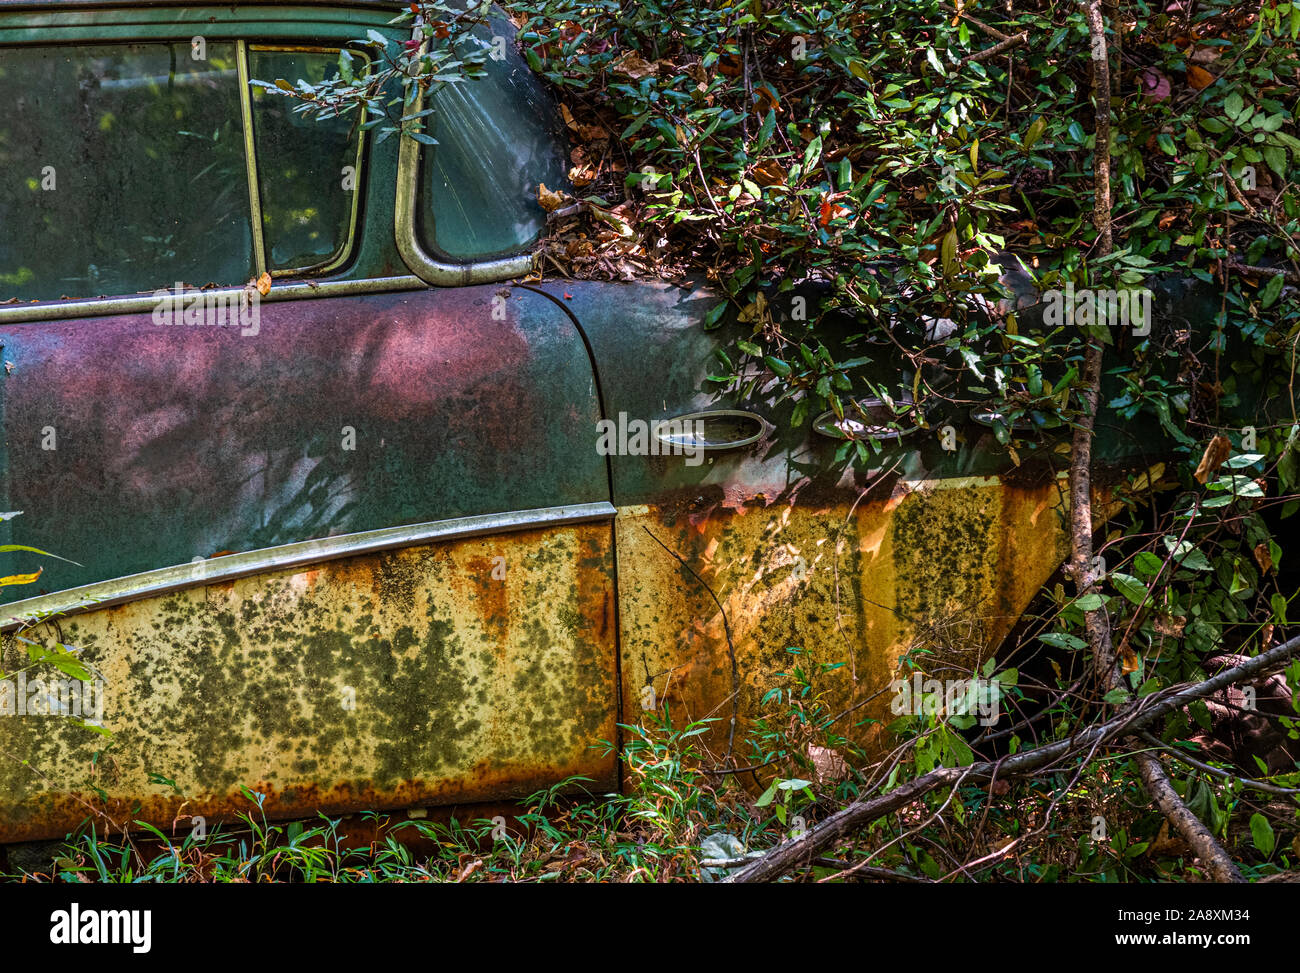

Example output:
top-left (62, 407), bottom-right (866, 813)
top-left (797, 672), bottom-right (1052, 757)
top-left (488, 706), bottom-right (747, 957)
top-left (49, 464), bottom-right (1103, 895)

top-left (460, 553), bottom-right (511, 640)
top-left (0, 759), bottom-right (617, 845)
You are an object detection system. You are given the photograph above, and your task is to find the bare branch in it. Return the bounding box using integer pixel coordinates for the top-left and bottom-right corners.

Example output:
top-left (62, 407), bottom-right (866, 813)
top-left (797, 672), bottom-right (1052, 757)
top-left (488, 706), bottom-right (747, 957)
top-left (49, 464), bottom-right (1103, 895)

top-left (725, 635), bottom-right (1300, 882)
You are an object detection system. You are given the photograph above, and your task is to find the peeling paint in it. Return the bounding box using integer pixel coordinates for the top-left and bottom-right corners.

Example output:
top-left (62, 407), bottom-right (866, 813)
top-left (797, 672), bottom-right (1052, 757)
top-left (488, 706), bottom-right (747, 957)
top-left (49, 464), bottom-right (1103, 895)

top-left (615, 475), bottom-right (1119, 757)
top-left (0, 523), bottom-right (617, 843)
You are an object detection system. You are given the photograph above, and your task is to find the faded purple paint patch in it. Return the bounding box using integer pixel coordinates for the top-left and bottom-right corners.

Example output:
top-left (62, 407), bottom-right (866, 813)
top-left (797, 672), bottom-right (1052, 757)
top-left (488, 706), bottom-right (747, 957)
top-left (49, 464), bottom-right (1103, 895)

top-left (0, 286), bottom-right (606, 593)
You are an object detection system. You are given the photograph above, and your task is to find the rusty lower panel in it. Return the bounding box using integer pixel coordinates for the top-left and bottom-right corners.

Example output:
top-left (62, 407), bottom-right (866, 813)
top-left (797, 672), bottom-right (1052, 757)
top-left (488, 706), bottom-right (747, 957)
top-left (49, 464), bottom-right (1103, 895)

top-left (617, 475), bottom-right (1116, 755)
top-left (0, 522), bottom-right (617, 843)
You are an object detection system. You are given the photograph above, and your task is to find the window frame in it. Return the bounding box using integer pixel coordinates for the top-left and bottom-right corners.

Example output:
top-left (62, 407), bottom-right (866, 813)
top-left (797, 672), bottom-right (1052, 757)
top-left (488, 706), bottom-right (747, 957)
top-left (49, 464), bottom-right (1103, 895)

top-left (392, 16), bottom-right (536, 288)
top-left (0, 14), bottom-right (419, 323)
top-left (0, 4), bottom-right (540, 322)
top-left (244, 42), bottom-right (370, 280)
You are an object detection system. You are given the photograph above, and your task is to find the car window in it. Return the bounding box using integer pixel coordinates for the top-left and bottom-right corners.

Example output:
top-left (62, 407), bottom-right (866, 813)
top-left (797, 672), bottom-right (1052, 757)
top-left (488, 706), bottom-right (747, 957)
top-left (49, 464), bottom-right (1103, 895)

top-left (417, 18), bottom-right (568, 261)
top-left (248, 48), bottom-right (363, 275)
top-left (0, 43), bottom-right (254, 303)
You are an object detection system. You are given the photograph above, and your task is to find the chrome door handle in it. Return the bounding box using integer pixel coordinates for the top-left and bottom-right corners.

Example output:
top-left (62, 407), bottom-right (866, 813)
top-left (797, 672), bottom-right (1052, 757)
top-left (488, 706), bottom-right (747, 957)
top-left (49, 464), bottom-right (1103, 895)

top-left (654, 409), bottom-right (770, 452)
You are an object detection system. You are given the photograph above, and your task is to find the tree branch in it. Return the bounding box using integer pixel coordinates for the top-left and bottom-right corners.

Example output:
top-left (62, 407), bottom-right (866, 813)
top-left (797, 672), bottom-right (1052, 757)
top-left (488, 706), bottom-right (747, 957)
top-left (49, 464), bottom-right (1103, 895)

top-left (960, 32), bottom-right (1029, 65)
top-left (725, 635), bottom-right (1300, 882)
top-left (1134, 750), bottom-right (1244, 881)
top-left (1073, 0), bottom-right (1244, 883)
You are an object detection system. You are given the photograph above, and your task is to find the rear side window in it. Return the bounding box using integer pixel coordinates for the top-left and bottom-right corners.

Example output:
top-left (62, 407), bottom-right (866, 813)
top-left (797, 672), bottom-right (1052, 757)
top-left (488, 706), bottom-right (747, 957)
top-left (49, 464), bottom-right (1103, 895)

top-left (0, 43), bottom-right (254, 302)
top-left (0, 41), bottom-right (367, 305)
top-left (417, 18), bottom-right (568, 261)
top-left (248, 47), bottom-right (363, 275)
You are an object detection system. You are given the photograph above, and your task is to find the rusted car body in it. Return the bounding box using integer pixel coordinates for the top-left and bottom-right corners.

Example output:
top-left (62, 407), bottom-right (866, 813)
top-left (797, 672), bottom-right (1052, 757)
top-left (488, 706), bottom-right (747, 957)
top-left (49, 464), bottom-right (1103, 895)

top-left (0, 0), bottom-right (1187, 843)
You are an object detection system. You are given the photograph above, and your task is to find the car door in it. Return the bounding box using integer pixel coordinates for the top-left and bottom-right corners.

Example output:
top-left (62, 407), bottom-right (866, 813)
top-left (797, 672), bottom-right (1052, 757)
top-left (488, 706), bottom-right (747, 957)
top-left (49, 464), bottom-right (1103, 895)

top-left (0, 6), bottom-right (616, 843)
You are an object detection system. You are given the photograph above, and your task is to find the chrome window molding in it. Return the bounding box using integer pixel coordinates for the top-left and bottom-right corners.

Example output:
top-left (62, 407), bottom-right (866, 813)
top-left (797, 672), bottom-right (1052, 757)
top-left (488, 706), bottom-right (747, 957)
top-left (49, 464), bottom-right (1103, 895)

top-left (0, 275), bottom-right (427, 324)
top-left (237, 39), bottom-right (270, 276)
top-left (0, 501), bottom-right (617, 628)
top-left (250, 43), bottom-right (370, 280)
top-left (392, 21), bottom-right (536, 288)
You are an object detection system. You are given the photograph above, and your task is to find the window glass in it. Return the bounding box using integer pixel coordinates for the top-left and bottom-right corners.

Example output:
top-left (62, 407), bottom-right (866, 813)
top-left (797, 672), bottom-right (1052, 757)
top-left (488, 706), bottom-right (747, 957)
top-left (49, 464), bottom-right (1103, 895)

top-left (249, 48), bottom-right (362, 274)
top-left (417, 18), bottom-right (568, 261)
top-left (0, 43), bottom-right (253, 302)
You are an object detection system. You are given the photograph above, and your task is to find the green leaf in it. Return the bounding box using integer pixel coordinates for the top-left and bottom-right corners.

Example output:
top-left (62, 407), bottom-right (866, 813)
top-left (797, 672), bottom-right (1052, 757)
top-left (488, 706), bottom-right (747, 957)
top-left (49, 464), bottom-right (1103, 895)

top-left (1111, 572), bottom-right (1148, 606)
top-left (1164, 538), bottom-right (1212, 571)
top-left (926, 47), bottom-right (946, 77)
top-left (941, 226), bottom-right (958, 279)
top-left (1133, 552), bottom-right (1164, 578)
top-left (1023, 116), bottom-right (1047, 152)
top-left (0, 543), bottom-right (78, 564)
top-left (777, 778), bottom-right (813, 791)
top-left (802, 135), bottom-right (823, 173)
top-left (1250, 812), bottom-right (1275, 857)
top-left (26, 644), bottom-right (92, 681)
top-left (847, 58), bottom-right (871, 81)
top-left (1262, 143), bottom-right (1288, 178)
top-left (1260, 272), bottom-right (1285, 309)
top-left (1271, 591), bottom-right (1288, 624)
top-left (1038, 632), bottom-right (1087, 651)
top-left (942, 727), bottom-right (974, 767)
top-left (702, 300), bottom-right (729, 331)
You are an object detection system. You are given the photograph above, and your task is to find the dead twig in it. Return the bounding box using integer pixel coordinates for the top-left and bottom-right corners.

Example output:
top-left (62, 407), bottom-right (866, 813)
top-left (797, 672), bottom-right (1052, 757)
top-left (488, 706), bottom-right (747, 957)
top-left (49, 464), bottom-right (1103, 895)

top-left (960, 32), bottom-right (1029, 65)
top-left (937, 2), bottom-right (1012, 42)
top-left (724, 635), bottom-right (1300, 882)
top-left (1134, 750), bottom-right (1243, 881)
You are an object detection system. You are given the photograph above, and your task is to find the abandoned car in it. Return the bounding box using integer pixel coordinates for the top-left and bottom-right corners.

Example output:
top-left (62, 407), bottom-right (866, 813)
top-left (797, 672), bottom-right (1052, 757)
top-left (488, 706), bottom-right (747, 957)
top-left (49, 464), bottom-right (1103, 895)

top-left (0, 0), bottom-right (1222, 843)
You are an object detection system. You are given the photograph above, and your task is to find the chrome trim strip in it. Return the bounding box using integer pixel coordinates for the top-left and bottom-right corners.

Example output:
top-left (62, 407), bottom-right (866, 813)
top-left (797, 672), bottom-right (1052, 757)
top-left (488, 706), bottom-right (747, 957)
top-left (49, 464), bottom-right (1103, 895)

top-left (392, 21), bottom-right (536, 287)
top-left (0, 501), bottom-right (616, 628)
top-left (0, 275), bottom-right (427, 324)
top-left (236, 40), bottom-right (268, 276)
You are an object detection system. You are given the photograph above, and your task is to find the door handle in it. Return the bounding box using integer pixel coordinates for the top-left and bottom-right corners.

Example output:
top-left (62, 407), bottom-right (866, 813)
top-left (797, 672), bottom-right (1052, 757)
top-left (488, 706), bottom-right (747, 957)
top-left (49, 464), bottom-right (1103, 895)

top-left (654, 409), bottom-right (770, 452)
top-left (813, 397), bottom-right (921, 442)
